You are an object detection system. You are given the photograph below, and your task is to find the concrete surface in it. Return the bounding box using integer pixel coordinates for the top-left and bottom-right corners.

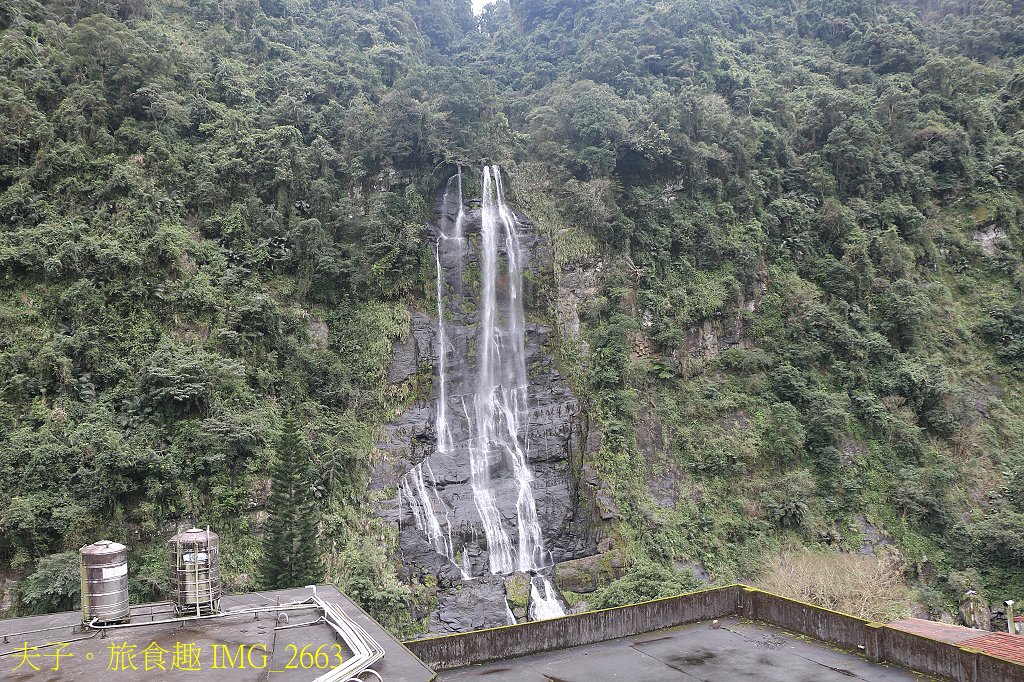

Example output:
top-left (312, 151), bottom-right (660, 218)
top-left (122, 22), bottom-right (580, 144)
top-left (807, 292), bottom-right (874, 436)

top-left (0, 585), bottom-right (434, 681)
top-left (436, 617), bottom-right (925, 681)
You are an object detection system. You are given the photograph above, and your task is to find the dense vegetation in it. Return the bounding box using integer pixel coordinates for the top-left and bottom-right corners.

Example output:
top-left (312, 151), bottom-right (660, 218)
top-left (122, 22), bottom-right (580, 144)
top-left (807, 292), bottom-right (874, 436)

top-left (1, 0), bottom-right (1022, 631)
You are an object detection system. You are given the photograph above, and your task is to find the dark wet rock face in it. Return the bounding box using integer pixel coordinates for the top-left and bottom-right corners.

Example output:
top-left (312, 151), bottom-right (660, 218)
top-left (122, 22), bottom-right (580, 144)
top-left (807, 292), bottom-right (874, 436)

top-left (430, 575), bottom-right (510, 633)
top-left (373, 180), bottom-right (596, 633)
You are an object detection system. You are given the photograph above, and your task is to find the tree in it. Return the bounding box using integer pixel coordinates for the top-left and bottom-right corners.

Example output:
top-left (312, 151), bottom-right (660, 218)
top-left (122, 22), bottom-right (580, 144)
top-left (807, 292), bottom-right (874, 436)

top-left (260, 416), bottom-right (323, 589)
top-left (874, 278), bottom-right (930, 350)
top-left (18, 552), bottom-right (81, 615)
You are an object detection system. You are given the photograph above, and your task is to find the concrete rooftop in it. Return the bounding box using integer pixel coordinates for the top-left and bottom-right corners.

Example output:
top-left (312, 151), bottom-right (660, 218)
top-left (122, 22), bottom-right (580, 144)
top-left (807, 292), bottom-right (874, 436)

top-left (436, 616), bottom-right (922, 681)
top-left (0, 585), bottom-right (434, 681)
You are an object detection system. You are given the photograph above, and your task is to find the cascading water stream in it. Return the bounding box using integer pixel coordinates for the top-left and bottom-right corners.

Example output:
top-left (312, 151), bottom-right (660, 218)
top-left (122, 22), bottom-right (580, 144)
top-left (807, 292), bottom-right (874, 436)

top-left (399, 173), bottom-right (469, 580)
top-left (470, 167), bottom-right (521, 575)
top-left (529, 576), bottom-right (566, 620)
top-left (475, 165), bottom-right (565, 614)
top-left (402, 165), bottom-right (564, 620)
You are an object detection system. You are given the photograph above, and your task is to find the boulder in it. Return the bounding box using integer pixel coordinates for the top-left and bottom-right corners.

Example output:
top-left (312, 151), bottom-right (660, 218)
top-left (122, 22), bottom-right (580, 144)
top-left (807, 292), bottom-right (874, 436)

top-left (553, 552), bottom-right (627, 594)
top-left (504, 572), bottom-right (531, 622)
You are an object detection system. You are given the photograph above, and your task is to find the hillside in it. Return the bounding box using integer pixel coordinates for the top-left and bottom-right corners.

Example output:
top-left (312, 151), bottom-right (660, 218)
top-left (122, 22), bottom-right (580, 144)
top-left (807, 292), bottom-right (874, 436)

top-left (1, 0), bottom-right (1023, 634)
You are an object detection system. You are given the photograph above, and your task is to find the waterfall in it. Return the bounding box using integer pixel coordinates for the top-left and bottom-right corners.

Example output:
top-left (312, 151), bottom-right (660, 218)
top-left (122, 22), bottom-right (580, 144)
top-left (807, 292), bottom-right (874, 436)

top-left (404, 165), bottom-right (565, 620)
top-left (529, 576), bottom-right (566, 621)
top-left (434, 175), bottom-right (456, 457)
top-left (475, 166), bottom-right (564, 618)
top-left (400, 462), bottom-right (455, 564)
top-left (470, 166), bottom-right (519, 574)
top-left (399, 173), bottom-right (469, 581)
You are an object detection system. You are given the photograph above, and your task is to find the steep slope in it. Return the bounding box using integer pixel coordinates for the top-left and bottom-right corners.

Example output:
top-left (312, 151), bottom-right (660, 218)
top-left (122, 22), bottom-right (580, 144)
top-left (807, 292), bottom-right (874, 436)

top-left (0, 0), bottom-right (484, 635)
top-left (476, 0), bottom-right (1024, 618)
top-left (1, 0), bottom-right (1023, 634)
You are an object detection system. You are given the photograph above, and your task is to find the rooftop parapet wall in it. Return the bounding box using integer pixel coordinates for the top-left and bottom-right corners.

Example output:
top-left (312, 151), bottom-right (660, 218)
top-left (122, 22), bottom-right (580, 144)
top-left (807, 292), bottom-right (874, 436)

top-left (977, 649), bottom-right (1024, 681)
top-left (741, 586), bottom-right (868, 651)
top-left (405, 584), bottom-right (741, 670)
top-left (881, 625), bottom-right (976, 682)
top-left (404, 584), bottom-right (1024, 681)
top-left (741, 587), bottom-right (1021, 682)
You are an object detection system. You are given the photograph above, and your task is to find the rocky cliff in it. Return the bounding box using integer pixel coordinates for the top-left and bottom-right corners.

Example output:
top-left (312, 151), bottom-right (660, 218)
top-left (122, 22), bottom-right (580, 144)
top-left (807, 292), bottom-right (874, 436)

top-left (372, 178), bottom-right (599, 633)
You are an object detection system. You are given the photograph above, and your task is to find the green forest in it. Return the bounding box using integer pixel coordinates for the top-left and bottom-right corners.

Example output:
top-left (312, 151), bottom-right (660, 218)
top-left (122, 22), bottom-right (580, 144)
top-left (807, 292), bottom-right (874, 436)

top-left (2, 0), bottom-right (1024, 635)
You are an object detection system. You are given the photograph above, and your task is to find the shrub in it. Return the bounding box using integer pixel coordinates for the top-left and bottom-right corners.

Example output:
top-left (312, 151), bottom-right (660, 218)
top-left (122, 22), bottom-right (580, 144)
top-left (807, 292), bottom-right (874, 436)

top-left (17, 552), bottom-right (81, 615)
top-left (758, 547), bottom-right (913, 621)
top-left (760, 470), bottom-right (816, 529)
top-left (589, 559), bottom-right (704, 609)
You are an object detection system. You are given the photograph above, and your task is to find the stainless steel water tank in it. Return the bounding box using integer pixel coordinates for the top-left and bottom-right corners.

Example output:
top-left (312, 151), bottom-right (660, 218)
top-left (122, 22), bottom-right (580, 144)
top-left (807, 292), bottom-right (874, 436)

top-left (168, 527), bottom-right (221, 616)
top-left (80, 540), bottom-right (130, 624)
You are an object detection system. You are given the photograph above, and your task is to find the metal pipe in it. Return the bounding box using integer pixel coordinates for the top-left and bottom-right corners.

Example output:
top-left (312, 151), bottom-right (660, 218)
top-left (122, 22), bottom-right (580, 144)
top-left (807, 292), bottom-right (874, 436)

top-left (86, 603), bottom-right (320, 631)
top-left (275, 617), bottom-right (326, 631)
top-left (0, 622), bottom-right (83, 642)
top-left (306, 596), bottom-right (384, 682)
top-left (0, 630), bottom-right (100, 658)
top-left (353, 670), bottom-right (383, 682)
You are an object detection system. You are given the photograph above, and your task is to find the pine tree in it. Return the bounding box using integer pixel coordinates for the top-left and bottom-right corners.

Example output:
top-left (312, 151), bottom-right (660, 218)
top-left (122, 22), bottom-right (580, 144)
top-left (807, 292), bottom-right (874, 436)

top-left (260, 416), bottom-right (324, 589)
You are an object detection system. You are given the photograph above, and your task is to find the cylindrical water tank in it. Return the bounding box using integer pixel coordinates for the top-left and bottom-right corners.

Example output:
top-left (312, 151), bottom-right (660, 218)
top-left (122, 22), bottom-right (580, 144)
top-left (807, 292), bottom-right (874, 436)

top-left (168, 527), bottom-right (221, 615)
top-left (80, 540), bottom-right (130, 624)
